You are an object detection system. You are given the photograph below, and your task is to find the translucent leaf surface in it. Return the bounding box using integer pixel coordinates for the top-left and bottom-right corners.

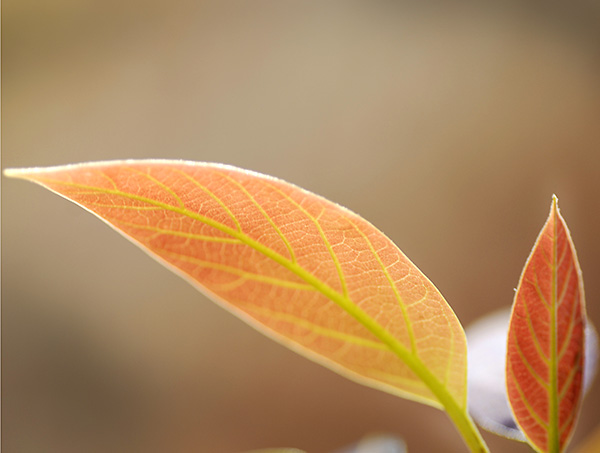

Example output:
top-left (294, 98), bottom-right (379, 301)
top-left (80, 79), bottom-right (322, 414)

top-left (506, 196), bottom-right (587, 452)
top-left (5, 160), bottom-right (468, 410)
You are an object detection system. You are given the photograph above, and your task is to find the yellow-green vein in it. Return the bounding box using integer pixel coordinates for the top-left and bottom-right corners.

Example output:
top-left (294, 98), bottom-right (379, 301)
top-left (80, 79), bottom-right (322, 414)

top-left (265, 182), bottom-right (348, 298)
top-left (556, 262), bottom-right (574, 309)
top-left (513, 333), bottom-right (549, 390)
top-left (557, 279), bottom-right (580, 362)
top-left (519, 299), bottom-right (550, 365)
top-left (129, 167), bottom-right (186, 208)
top-left (244, 304), bottom-right (389, 350)
top-left (559, 402), bottom-right (577, 437)
top-left (221, 174), bottom-right (297, 264)
top-left (95, 169), bottom-right (119, 190)
top-left (107, 217), bottom-right (243, 244)
top-left (87, 202), bottom-right (172, 211)
top-left (558, 361), bottom-right (581, 402)
top-left (508, 360), bottom-right (549, 431)
top-left (548, 203), bottom-right (560, 453)
top-left (173, 169), bottom-right (242, 232)
top-left (346, 218), bottom-right (418, 356)
top-left (526, 264), bottom-right (550, 311)
top-left (160, 249), bottom-right (315, 291)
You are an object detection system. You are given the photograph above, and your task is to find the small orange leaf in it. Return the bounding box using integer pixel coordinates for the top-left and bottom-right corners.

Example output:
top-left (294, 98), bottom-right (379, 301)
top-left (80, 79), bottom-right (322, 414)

top-left (506, 196), bottom-right (586, 452)
top-left (5, 160), bottom-right (467, 411)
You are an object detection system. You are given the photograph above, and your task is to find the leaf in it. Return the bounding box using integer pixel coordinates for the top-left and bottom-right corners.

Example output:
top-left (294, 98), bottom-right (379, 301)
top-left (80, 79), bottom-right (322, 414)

top-left (5, 160), bottom-right (467, 409)
top-left (506, 196), bottom-right (587, 453)
top-left (467, 307), bottom-right (597, 442)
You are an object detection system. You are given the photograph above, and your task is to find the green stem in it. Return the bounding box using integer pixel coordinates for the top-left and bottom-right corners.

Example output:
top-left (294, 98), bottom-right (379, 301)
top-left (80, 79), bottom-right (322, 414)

top-left (416, 362), bottom-right (489, 453)
top-left (446, 405), bottom-right (489, 453)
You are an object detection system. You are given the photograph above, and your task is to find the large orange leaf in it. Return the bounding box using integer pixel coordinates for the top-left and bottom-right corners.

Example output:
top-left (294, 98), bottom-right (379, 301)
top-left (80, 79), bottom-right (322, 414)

top-left (506, 196), bottom-right (586, 452)
top-left (5, 160), bottom-right (474, 435)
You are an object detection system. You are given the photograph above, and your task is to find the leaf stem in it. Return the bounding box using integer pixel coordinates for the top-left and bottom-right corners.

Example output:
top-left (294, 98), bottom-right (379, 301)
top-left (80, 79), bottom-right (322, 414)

top-left (417, 363), bottom-right (490, 453)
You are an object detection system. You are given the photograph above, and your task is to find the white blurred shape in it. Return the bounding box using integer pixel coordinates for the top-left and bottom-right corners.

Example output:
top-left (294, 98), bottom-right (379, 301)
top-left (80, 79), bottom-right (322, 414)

top-left (335, 434), bottom-right (406, 453)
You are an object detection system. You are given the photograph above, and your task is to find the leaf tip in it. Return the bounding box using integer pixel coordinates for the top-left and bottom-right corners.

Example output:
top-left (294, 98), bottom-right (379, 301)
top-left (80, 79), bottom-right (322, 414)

top-left (3, 167), bottom-right (25, 179)
top-left (3, 166), bottom-right (49, 181)
top-left (4, 162), bottom-right (89, 182)
top-left (548, 194), bottom-right (562, 225)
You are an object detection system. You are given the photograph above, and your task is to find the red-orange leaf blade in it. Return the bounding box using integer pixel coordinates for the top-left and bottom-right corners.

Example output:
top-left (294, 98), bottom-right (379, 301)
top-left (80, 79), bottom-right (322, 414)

top-left (506, 196), bottom-right (586, 452)
top-left (5, 160), bottom-right (467, 410)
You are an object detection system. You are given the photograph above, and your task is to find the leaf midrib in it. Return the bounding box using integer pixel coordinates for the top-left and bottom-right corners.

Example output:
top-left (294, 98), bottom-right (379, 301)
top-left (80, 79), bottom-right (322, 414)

top-left (548, 203), bottom-right (560, 452)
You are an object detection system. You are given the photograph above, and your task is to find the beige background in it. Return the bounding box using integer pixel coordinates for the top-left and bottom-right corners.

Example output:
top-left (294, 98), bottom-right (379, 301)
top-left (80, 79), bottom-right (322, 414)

top-left (3, 1), bottom-right (600, 452)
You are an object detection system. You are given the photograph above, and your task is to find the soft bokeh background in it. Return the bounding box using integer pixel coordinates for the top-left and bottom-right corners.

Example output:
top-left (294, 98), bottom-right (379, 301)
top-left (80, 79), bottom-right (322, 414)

top-left (3, 1), bottom-right (600, 452)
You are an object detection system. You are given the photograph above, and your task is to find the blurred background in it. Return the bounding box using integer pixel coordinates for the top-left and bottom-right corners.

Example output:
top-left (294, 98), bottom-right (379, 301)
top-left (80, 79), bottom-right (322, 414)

top-left (3, 1), bottom-right (600, 452)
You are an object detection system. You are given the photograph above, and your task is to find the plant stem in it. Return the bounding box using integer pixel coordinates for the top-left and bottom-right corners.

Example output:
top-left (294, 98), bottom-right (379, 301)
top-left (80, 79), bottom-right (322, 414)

top-left (383, 348), bottom-right (488, 452)
top-left (426, 368), bottom-right (490, 453)
top-left (447, 409), bottom-right (489, 453)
